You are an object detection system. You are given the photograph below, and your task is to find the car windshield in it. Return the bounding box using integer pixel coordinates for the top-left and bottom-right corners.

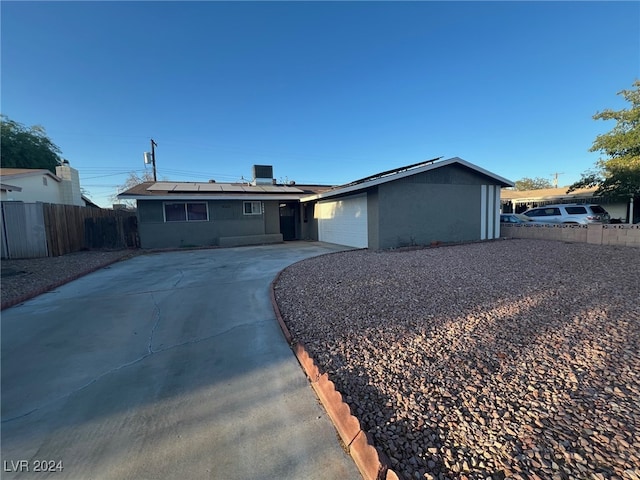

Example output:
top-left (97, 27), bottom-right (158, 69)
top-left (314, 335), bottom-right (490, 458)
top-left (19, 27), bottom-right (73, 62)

top-left (590, 205), bottom-right (608, 214)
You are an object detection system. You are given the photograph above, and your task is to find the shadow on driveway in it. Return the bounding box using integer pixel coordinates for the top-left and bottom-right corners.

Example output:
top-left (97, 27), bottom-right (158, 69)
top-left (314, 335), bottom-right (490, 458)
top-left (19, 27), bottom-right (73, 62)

top-left (1, 242), bottom-right (360, 480)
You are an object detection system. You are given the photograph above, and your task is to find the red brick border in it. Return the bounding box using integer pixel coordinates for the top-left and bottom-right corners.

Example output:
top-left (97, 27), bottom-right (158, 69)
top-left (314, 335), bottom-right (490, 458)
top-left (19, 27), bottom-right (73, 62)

top-left (271, 270), bottom-right (400, 480)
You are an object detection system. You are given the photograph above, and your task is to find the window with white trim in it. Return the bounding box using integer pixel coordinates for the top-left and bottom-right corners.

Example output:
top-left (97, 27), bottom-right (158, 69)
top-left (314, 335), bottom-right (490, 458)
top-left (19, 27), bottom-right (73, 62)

top-left (164, 202), bottom-right (209, 222)
top-left (243, 201), bottom-right (263, 215)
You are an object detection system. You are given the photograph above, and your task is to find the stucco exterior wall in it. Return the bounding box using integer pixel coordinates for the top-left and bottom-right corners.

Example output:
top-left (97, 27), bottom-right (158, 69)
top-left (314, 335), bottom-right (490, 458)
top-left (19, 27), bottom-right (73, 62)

top-left (399, 163), bottom-right (495, 186)
top-left (263, 201), bottom-right (281, 234)
top-left (376, 183), bottom-right (482, 249)
top-left (136, 199), bottom-right (282, 248)
top-left (0, 175), bottom-right (62, 204)
top-left (301, 202), bottom-right (318, 240)
top-left (366, 188), bottom-right (379, 249)
top-left (56, 165), bottom-right (84, 206)
top-left (371, 164), bottom-right (505, 249)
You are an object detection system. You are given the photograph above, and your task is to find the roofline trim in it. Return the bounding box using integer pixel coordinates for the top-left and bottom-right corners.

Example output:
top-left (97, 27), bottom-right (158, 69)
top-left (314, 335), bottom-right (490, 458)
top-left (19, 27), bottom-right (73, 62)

top-left (118, 194), bottom-right (307, 201)
top-left (0, 183), bottom-right (23, 192)
top-left (300, 157), bottom-right (514, 202)
top-left (0, 170), bottom-right (62, 182)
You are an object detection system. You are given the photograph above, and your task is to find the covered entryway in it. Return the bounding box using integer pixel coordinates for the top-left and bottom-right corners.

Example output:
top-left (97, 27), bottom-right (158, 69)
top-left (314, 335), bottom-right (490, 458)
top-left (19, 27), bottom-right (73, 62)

top-left (279, 202), bottom-right (298, 240)
top-left (316, 193), bottom-right (368, 248)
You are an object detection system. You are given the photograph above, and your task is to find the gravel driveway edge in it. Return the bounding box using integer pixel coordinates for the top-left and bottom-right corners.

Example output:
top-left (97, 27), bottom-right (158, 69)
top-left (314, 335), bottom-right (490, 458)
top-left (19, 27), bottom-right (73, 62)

top-left (1, 250), bottom-right (139, 310)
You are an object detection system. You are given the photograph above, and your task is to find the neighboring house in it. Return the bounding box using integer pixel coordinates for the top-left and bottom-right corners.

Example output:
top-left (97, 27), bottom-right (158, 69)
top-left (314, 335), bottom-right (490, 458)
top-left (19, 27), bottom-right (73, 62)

top-left (501, 186), bottom-right (635, 223)
top-left (0, 162), bottom-right (89, 207)
top-left (119, 158), bottom-right (513, 250)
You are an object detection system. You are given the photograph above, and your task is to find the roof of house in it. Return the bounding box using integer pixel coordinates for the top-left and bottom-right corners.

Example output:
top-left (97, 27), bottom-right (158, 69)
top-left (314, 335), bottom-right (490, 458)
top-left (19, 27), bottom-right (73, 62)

top-left (300, 157), bottom-right (514, 202)
top-left (82, 195), bottom-right (102, 208)
top-left (118, 181), bottom-right (333, 201)
top-left (0, 183), bottom-right (23, 192)
top-left (0, 168), bottom-right (62, 182)
top-left (500, 186), bottom-right (599, 202)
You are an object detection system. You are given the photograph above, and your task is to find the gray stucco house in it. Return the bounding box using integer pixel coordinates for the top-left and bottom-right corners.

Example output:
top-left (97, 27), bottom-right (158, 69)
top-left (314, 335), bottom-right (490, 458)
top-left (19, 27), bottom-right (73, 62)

top-left (119, 157), bottom-right (513, 250)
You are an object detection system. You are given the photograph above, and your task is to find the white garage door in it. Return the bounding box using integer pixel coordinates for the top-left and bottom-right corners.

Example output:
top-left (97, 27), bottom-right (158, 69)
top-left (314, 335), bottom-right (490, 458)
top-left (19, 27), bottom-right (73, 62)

top-left (317, 193), bottom-right (368, 248)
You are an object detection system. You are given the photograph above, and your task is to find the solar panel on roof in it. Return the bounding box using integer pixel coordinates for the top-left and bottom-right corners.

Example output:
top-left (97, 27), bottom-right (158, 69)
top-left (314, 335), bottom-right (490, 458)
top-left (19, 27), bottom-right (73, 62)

top-left (147, 183), bottom-right (176, 191)
top-left (172, 184), bottom-right (200, 192)
top-left (218, 185), bottom-right (248, 192)
top-left (258, 185), bottom-right (302, 193)
top-left (197, 183), bottom-right (224, 192)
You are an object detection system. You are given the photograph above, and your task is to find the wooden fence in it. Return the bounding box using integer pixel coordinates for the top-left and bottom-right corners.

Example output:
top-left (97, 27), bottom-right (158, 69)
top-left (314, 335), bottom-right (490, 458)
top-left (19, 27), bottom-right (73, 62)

top-left (1, 202), bottom-right (139, 259)
top-left (1, 202), bottom-right (49, 258)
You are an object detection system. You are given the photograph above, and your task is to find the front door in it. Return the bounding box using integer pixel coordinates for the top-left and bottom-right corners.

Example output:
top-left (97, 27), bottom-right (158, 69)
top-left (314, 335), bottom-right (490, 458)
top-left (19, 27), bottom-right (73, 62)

top-left (279, 203), bottom-right (297, 241)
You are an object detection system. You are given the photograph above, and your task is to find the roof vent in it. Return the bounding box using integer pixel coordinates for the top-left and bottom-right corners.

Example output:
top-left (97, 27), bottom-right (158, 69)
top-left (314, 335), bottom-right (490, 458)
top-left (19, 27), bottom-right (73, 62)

top-left (209, 179), bottom-right (216, 183)
top-left (252, 165), bottom-right (273, 185)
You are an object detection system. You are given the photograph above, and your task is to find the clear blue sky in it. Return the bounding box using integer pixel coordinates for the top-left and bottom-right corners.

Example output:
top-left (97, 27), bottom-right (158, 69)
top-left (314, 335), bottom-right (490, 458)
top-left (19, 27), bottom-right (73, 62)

top-left (2, 1), bottom-right (639, 207)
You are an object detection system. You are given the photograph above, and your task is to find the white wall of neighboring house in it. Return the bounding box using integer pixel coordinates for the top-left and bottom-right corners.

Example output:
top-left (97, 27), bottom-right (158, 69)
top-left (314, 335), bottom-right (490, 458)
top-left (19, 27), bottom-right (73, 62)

top-left (0, 165), bottom-right (85, 206)
top-left (1, 172), bottom-right (63, 203)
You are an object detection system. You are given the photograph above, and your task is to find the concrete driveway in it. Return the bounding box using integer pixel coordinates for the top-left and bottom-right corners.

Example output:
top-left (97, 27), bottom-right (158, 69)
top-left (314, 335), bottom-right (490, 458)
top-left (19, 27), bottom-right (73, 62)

top-left (1, 242), bottom-right (360, 480)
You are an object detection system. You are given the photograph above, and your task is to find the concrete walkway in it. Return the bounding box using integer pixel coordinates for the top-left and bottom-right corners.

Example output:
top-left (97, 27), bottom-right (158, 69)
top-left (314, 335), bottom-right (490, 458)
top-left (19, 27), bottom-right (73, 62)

top-left (1, 242), bottom-right (360, 480)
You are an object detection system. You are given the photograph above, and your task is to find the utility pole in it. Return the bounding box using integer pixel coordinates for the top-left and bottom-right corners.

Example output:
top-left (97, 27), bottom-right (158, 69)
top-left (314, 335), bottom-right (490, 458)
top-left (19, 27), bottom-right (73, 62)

top-left (550, 172), bottom-right (564, 188)
top-left (151, 139), bottom-right (158, 182)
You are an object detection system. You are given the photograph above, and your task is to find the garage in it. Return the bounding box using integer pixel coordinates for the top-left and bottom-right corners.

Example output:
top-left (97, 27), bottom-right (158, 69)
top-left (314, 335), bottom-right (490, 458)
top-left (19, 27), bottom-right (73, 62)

top-left (316, 193), bottom-right (368, 248)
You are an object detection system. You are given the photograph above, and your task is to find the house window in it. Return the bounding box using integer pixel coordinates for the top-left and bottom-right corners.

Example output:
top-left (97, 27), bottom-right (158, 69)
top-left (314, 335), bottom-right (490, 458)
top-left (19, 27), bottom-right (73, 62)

top-left (42, 177), bottom-right (48, 186)
top-left (164, 202), bottom-right (209, 222)
top-left (243, 201), bottom-right (262, 215)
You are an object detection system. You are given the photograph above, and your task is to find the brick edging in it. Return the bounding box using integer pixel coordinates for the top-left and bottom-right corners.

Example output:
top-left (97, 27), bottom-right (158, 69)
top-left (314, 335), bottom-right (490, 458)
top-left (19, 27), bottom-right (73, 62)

top-left (270, 270), bottom-right (400, 480)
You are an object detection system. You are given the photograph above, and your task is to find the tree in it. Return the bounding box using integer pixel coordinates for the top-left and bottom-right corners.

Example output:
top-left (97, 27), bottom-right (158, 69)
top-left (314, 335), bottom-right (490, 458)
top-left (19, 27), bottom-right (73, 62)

top-left (514, 177), bottom-right (553, 191)
top-left (111, 170), bottom-right (156, 207)
top-left (568, 81), bottom-right (640, 198)
top-left (0, 115), bottom-right (63, 173)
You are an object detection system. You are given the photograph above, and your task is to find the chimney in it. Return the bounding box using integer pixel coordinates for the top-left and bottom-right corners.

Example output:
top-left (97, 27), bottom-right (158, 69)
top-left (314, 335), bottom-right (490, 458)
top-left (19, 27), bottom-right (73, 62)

top-left (56, 162), bottom-right (83, 206)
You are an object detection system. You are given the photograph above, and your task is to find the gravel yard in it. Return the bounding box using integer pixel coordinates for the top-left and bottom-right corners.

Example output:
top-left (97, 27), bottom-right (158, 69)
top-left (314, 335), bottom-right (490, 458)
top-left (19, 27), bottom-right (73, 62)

top-left (1, 249), bottom-right (139, 308)
top-left (274, 239), bottom-right (640, 480)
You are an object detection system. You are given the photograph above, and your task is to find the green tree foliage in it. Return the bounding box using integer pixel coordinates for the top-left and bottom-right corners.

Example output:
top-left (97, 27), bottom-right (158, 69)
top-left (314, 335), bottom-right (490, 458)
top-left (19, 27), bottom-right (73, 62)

top-left (514, 177), bottom-right (553, 191)
top-left (568, 81), bottom-right (640, 198)
top-left (0, 115), bottom-right (63, 173)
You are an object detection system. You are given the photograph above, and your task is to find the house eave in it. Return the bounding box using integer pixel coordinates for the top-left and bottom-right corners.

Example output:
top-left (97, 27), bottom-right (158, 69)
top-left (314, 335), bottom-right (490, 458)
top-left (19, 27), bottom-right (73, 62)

top-left (118, 194), bottom-right (307, 201)
top-left (0, 183), bottom-right (23, 192)
top-left (300, 157), bottom-right (514, 202)
top-left (0, 169), bottom-right (62, 182)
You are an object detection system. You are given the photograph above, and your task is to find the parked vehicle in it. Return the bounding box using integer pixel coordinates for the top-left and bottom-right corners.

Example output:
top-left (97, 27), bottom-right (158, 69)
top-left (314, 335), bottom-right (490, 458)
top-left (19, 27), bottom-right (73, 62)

top-left (500, 213), bottom-right (536, 224)
top-left (522, 204), bottom-right (610, 224)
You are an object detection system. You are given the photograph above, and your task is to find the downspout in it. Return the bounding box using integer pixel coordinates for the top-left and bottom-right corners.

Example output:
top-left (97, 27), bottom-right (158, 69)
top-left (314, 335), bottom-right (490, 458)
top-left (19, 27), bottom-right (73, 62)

top-left (630, 195), bottom-right (635, 225)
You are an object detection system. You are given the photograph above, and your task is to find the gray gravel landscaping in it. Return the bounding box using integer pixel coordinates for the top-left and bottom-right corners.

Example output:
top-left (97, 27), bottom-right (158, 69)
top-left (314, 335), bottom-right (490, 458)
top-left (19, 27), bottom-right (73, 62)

top-left (273, 239), bottom-right (640, 480)
top-left (1, 249), bottom-right (139, 308)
